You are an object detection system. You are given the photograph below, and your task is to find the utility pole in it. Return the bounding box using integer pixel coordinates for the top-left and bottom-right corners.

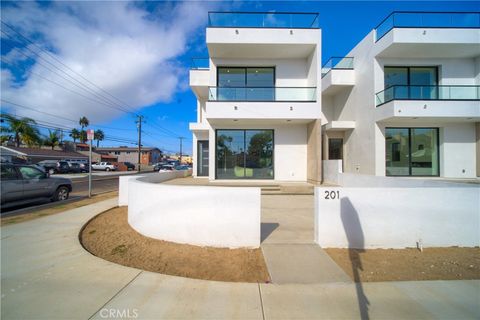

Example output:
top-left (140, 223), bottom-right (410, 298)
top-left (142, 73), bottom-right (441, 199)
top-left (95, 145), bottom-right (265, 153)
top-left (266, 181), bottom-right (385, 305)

top-left (136, 115), bottom-right (145, 172)
top-left (179, 136), bottom-right (185, 164)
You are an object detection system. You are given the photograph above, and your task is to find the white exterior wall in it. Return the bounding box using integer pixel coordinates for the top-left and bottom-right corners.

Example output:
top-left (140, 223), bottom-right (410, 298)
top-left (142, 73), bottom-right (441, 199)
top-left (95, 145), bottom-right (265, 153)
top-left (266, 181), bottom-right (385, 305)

top-left (315, 187), bottom-right (480, 249)
top-left (323, 29), bottom-right (480, 179)
top-left (190, 26), bottom-right (321, 181)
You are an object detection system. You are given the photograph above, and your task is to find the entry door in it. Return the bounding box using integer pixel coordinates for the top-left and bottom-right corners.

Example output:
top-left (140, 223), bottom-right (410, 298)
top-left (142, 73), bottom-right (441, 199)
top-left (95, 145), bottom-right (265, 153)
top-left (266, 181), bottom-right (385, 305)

top-left (197, 141), bottom-right (209, 176)
top-left (328, 138), bottom-right (343, 160)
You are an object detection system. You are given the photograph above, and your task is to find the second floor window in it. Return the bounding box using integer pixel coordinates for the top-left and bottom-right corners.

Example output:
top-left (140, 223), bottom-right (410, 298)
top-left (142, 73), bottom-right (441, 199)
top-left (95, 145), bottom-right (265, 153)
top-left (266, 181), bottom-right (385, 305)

top-left (384, 66), bottom-right (438, 100)
top-left (217, 67), bottom-right (275, 101)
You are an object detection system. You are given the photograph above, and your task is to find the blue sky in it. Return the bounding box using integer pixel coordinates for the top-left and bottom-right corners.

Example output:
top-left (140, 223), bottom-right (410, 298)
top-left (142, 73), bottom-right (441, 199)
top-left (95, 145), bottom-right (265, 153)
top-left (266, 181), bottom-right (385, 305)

top-left (1, 1), bottom-right (478, 155)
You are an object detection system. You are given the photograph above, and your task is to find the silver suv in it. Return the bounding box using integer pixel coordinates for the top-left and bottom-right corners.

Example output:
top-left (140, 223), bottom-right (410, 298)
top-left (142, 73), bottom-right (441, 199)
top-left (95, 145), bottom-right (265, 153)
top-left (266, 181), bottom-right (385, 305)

top-left (1, 163), bottom-right (73, 208)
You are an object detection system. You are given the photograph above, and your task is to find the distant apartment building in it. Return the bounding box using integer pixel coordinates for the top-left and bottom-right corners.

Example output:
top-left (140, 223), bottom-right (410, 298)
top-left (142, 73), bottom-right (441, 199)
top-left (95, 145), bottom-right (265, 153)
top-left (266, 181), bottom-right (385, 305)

top-left (95, 147), bottom-right (162, 165)
top-left (189, 12), bottom-right (322, 182)
top-left (322, 11), bottom-right (480, 178)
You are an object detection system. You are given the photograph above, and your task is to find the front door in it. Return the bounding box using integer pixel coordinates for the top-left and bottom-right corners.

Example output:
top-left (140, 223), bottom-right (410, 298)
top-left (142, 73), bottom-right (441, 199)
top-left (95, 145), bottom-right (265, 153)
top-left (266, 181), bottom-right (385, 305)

top-left (328, 138), bottom-right (343, 160)
top-left (197, 141), bottom-right (209, 177)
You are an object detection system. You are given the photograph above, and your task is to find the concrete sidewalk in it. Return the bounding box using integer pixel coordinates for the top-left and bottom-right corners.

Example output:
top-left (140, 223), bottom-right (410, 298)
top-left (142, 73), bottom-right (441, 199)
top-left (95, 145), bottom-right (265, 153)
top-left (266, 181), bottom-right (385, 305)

top-left (1, 198), bottom-right (479, 319)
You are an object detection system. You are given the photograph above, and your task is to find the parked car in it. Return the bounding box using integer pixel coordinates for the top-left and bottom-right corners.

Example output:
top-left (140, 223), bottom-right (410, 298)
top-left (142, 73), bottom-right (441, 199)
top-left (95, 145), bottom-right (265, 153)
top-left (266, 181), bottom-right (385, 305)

top-left (37, 160), bottom-right (59, 174)
top-left (1, 163), bottom-right (72, 208)
top-left (67, 162), bottom-right (83, 173)
top-left (56, 161), bottom-right (72, 174)
top-left (175, 165), bottom-right (190, 171)
top-left (153, 162), bottom-right (168, 171)
top-left (91, 162), bottom-right (117, 171)
top-left (78, 162), bottom-right (89, 172)
top-left (122, 162), bottom-right (136, 171)
top-left (158, 164), bottom-right (175, 172)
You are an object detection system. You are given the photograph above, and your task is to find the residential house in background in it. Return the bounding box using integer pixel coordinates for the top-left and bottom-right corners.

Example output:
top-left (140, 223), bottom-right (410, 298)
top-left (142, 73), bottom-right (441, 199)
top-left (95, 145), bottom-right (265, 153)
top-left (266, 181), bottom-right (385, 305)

top-left (189, 12), bottom-right (322, 182)
top-left (95, 147), bottom-right (162, 165)
top-left (0, 146), bottom-right (88, 163)
top-left (322, 11), bottom-right (480, 178)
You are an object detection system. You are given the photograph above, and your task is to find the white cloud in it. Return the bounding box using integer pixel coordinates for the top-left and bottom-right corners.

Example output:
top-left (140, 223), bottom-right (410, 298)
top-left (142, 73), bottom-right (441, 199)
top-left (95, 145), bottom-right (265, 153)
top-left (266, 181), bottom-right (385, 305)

top-left (0, 1), bottom-right (216, 125)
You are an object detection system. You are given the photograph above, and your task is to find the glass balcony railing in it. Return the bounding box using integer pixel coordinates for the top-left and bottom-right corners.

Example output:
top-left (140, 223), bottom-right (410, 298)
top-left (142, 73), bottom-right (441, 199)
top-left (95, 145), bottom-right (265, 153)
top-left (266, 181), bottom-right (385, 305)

top-left (375, 85), bottom-right (480, 106)
top-left (208, 12), bottom-right (319, 29)
top-left (321, 57), bottom-right (354, 78)
top-left (208, 87), bottom-right (317, 102)
top-left (191, 58), bottom-right (210, 69)
top-left (375, 12), bottom-right (480, 41)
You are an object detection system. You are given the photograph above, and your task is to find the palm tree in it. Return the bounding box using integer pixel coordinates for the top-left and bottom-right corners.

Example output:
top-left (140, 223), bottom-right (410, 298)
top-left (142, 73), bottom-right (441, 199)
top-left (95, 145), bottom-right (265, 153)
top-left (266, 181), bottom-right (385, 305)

top-left (44, 129), bottom-right (61, 150)
top-left (79, 116), bottom-right (89, 143)
top-left (0, 114), bottom-right (40, 147)
top-left (69, 128), bottom-right (81, 143)
top-left (94, 129), bottom-right (105, 148)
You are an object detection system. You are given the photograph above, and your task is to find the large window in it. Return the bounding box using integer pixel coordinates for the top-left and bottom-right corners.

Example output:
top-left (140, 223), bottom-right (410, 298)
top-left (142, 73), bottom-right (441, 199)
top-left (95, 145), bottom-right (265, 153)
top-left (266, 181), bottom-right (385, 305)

top-left (384, 66), bottom-right (438, 100)
top-left (217, 67), bottom-right (275, 101)
top-left (216, 129), bottom-right (274, 179)
top-left (385, 128), bottom-right (439, 176)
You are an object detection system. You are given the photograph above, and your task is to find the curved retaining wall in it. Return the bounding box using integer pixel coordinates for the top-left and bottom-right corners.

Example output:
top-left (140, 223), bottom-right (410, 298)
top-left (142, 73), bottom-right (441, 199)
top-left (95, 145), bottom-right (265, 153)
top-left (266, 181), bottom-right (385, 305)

top-left (121, 172), bottom-right (261, 248)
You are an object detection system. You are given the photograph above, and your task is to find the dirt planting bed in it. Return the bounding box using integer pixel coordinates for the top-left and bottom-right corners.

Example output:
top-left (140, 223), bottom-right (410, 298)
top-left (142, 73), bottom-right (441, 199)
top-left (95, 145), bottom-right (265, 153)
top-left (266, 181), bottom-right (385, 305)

top-left (80, 206), bottom-right (270, 283)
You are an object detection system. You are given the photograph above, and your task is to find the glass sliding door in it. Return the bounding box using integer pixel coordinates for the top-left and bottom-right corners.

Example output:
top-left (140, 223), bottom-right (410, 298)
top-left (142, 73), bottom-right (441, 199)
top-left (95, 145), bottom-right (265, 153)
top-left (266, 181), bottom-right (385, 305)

top-left (410, 128), bottom-right (439, 176)
top-left (197, 141), bottom-right (209, 177)
top-left (385, 128), bottom-right (439, 176)
top-left (386, 128), bottom-right (410, 176)
top-left (217, 67), bottom-right (274, 101)
top-left (216, 129), bottom-right (274, 179)
top-left (245, 130), bottom-right (274, 178)
top-left (410, 67), bottom-right (438, 99)
top-left (384, 66), bottom-right (438, 100)
top-left (216, 130), bottom-right (245, 179)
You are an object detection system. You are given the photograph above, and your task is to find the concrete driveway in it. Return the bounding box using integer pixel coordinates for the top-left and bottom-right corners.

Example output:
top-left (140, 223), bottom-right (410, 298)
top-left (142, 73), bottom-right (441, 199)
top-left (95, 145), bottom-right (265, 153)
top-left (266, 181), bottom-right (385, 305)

top-left (1, 197), bottom-right (479, 319)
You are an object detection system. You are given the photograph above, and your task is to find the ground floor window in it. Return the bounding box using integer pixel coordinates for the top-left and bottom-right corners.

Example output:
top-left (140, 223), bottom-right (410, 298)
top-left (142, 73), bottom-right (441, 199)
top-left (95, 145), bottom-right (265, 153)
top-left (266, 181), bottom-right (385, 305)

top-left (385, 127), bottom-right (439, 176)
top-left (216, 129), bottom-right (274, 179)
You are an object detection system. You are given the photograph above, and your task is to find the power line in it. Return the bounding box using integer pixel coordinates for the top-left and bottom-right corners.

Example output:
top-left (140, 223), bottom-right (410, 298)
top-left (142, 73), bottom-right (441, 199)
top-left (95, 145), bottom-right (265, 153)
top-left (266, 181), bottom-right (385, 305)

top-left (1, 22), bottom-right (138, 115)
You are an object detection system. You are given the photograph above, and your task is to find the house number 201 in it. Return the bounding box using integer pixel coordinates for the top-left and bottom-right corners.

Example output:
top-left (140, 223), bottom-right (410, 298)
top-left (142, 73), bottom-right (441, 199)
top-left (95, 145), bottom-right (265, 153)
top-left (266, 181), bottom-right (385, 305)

top-left (324, 190), bottom-right (340, 200)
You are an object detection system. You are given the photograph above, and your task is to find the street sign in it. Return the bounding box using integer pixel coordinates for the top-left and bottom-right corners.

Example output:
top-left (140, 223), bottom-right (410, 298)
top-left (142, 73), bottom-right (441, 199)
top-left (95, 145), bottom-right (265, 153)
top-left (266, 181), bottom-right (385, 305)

top-left (87, 129), bottom-right (94, 141)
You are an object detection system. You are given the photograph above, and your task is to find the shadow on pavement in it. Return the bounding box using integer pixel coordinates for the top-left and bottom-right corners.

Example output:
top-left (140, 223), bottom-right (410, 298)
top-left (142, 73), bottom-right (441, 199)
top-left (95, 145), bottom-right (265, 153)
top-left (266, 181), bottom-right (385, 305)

top-left (261, 222), bottom-right (279, 242)
top-left (341, 197), bottom-right (370, 320)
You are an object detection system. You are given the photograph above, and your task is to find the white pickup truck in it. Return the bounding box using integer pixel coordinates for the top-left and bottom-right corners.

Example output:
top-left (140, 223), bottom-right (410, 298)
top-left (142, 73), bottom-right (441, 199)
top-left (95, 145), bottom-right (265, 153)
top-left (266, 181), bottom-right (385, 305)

top-left (91, 162), bottom-right (117, 171)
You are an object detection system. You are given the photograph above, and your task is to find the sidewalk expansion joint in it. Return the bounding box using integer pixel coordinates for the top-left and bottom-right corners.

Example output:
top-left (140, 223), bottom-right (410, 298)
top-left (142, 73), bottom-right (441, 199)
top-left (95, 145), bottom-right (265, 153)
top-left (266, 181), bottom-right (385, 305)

top-left (258, 283), bottom-right (266, 320)
top-left (88, 270), bottom-right (143, 320)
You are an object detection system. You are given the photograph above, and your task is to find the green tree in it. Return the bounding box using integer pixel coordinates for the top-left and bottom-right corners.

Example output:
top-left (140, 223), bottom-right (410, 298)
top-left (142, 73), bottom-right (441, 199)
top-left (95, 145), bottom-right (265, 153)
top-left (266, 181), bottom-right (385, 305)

top-left (79, 116), bottom-right (89, 143)
top-left (69, 128), bottom-right (81, 143)
top-left (94, 129), bottom-right (104, 148)
top-left (44, 129), bottom-right (61, 150)
top-left (0, 114), bottom-right (40, 147)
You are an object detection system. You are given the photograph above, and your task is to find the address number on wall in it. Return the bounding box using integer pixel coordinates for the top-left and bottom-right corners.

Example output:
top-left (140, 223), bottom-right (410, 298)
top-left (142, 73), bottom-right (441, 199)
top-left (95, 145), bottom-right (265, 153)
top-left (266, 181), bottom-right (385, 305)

top-left (324, 190), bottom-right (340, 200)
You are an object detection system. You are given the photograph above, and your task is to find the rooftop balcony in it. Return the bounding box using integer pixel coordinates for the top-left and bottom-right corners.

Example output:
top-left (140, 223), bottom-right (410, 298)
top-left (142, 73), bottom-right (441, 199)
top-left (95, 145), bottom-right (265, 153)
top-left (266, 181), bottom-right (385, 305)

top-left (321, 57), bottom-right (355, 96)
top-left (206, 12), bottom-right (320, 59)
top-left (375, 85), bottom-right (480, 122)
top-left (189, 58), bottom-right (210, 99)
top-left (374, 12), bottom-right (480, 58)
top-left (208, 12), bottom-right (319, 29)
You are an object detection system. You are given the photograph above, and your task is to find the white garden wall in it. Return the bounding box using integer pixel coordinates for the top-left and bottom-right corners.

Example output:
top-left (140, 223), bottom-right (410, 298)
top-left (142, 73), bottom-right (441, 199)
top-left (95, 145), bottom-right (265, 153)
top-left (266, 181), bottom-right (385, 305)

top-left (121, 172), bottom-right (261, 248)
top-left (315, 187), bottom-right (480, 249)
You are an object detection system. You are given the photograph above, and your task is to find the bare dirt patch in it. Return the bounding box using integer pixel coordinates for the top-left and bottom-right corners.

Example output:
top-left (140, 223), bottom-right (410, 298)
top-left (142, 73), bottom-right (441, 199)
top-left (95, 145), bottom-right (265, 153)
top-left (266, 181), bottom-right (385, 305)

top-left (325, 247), bottom-right (480, 282)
top-left (80, 206), bottom-right (270, 283)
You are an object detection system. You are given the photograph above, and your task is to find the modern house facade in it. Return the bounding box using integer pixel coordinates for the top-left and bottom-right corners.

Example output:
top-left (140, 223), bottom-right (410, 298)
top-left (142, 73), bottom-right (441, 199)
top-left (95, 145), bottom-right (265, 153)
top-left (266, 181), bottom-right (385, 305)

top-left (189, 12), bottom-right (323, 182)
top-left (190, 11), bottom-right (480, 182)
top-left (322, 11), bottom-right (480, 178)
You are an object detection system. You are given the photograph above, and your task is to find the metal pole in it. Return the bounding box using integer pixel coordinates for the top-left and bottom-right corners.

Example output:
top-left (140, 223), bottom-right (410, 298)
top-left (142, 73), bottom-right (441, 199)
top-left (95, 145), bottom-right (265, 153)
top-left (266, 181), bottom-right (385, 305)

top-left (88, 138), bottom-right (92, 198)
top-left (179, 137), bottom-right (184, 164)
top-left (137, 115), bottom-right (144, 172)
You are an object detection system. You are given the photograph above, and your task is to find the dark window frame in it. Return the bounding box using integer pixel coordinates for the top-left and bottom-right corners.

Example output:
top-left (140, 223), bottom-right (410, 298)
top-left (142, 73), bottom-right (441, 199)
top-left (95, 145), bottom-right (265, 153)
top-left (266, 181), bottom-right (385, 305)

top-left (384, 66), bottom-right (439, 99)
top-left (216, 66), bottom-right (276, 88)
top-left (215, 129), bottom-right (275, 180)
top-left (385, 127), bottom-right (440, 177)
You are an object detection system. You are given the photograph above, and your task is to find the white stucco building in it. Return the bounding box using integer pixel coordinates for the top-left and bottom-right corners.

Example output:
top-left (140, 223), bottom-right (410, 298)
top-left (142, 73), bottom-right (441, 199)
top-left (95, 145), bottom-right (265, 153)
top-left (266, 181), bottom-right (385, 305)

top-left (189, 12), bottom-right (322, 182)
top-left (322, 11), bottom-right (480, 178)
top-left (190, 11), bottom-right (480, 182)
